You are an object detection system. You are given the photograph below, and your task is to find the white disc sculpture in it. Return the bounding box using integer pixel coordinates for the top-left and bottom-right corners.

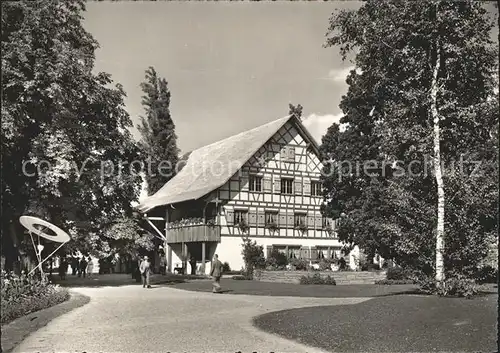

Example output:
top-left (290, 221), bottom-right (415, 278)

top-left (19, 216), bottom-right (71, 277)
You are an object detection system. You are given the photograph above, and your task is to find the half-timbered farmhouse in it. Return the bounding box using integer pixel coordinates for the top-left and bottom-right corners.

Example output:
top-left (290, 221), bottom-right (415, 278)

top-left (137, 115), bottom-right (358, 274)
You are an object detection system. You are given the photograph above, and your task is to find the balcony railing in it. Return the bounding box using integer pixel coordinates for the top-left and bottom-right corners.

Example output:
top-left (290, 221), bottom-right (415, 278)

top-left (166, 224), bottom-right (221, 243)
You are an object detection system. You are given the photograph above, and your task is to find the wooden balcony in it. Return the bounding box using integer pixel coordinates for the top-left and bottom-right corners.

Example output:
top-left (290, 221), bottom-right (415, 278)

top-left (166, 224), bottom-right (221, 243)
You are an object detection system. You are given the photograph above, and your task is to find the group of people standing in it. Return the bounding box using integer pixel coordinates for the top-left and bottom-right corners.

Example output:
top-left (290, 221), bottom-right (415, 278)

top-left (58, 256), bottom-right (94, 280)
top-left (136, 253), bottom-right (224, 292)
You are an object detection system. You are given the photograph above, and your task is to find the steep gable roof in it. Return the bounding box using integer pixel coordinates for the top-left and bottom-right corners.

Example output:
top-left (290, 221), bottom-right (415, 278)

top-left (136, 115), bottom-right (320, 213)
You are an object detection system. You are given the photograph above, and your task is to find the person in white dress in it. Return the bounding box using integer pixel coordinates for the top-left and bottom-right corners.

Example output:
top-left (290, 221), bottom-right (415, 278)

top-left (86, 257), bottom-right (94, 278)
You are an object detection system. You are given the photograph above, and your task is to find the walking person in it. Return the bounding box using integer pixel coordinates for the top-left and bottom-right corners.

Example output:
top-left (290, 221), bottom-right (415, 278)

top-left (86, 257), bottom-right (94, 278)
top-left (210, 254), bottom-right (223, 293)
top-left (139, 256), bottom-right (152, 288)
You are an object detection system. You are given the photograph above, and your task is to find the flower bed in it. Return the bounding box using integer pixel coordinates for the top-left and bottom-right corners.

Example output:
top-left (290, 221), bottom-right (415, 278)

top-left (300, 273), bottom-right (336, 285)
top-left (1, 271), bottom-right (70, 325)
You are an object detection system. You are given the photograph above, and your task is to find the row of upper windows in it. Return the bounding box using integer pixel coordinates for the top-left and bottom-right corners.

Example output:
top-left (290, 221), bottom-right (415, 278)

top-left (265, 145), bottom-right (316, 163)
top-left (232, 209), bottom-right (333, 228)
top-left (247, 175), bottom-right (322, 196)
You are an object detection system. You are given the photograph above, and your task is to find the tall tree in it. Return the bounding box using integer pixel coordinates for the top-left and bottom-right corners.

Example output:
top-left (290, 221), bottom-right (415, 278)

top-left (1, 0), bottom-right (150, 270)
top-left (138, 67), bottom-right (179, 196)
top-left (322, 1), bottom-right (498, 284)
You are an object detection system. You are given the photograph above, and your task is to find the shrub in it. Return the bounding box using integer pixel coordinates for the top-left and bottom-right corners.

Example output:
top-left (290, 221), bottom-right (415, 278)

top-left (241, 237), bottom-right (266, 277)
top-left (289, 258), bottom-right (309, 271)
top-left (417, 273), bottom-right (479, 299)
top-left (225, 270), bottom-right (243, 275)
top-left (266, 249), bottom-right (288, 269)
top-left (474, 265), bottom-right (498, 284)
top-left (375, 279), bottom-right (415, 285)
top-left (232, 275), bottom-right (252, 280)
top-left (386, 267), bottom-right (411, 280)
top-left (318, 259), bottom-right (333, 271)
top-left (222, 262), bottom-right (231, 273)
top-left (1, 271), bottom-right (70, 324)
top-left (361, 262), bottom-right (381, 271)
top-left (299, 273), bottom-right (336, 285)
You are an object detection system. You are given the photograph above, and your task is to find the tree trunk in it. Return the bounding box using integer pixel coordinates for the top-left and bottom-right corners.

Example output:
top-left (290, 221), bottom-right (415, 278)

top-left (8, 222), bottom-right (21, 274)
top-left (430, 41), bottom-right (445, 283)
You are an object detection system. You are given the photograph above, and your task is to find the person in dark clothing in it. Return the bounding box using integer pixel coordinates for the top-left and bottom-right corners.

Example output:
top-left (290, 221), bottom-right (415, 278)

top-left (71, 256), bottom-right (79, 275)
top-left (210, 254), bottom-right (223, 293)
top-left (59, 258), bottom-right (68, 280)
top-left (190, 256), bottom-right (197, 275)
top-left (79, 257), bottom-right (88, 278)
top-left (339, 257), bottom-right (347, 271)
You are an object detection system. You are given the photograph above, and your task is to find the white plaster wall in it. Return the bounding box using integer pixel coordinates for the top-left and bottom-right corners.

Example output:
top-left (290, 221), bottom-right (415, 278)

top-left (168, 244), bottom-right (213, 276)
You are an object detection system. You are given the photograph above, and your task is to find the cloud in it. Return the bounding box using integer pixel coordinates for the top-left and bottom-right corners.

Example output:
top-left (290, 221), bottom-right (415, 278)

top-left (302, 113), bottom-right (343, 144)
top-left (327, 66), bottom-right (362, 83)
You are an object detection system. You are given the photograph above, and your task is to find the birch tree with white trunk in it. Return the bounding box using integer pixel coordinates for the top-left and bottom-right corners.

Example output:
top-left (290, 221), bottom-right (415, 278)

top-left (322, 0), bottom-right (498, 288)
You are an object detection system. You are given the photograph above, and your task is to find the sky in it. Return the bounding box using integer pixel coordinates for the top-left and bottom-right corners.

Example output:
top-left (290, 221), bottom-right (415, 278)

top-left (83, 2), bottom-right (498, 154)
top-left (82, 1), bottom-right (363, 153)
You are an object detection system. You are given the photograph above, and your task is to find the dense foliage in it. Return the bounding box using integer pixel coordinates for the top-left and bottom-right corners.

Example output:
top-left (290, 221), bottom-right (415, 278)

top-left (241, 237), bottom-right (266, 278)
top-left (265, 249), bottom-right (289, 270)
top-left (1, 0), bottom-right (150, 267)
top-left (321, 0), bottom-right (498, 290)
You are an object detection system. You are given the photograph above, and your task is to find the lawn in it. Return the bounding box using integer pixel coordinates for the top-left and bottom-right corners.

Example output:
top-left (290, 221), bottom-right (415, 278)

top-left (253, 286), bottom-right (498, 352)
top-left (172, 278), bottom-right (419, 297)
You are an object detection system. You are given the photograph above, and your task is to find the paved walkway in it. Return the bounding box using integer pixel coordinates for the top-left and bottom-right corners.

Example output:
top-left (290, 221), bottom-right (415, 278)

top-left (14, 285), bottom-right (370, 353)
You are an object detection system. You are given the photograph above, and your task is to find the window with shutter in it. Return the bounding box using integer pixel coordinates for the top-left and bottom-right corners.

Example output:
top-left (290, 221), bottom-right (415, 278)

top-left (249, 175), bottom-right (262, 192)
top-left (278, 212), bottom-right (287, 227)
top-left (287, 146), bottom-right (295, 162)
top-left (273, 177), bottom-right (281, 193)
top-left (294, 213), bottom-right (306, 228)
top-left (303, 179), bottom-right (311, 194)
top-left (226, 210), bottom-right (234, 225)
top-left (234, 210), bottom-right (247, 224)
top-left (280, 146), bottom-right (289, 162)
top-left (257, 209), bottom-right (265, 226)
top-left (263, 176), bottom-right (272, 192)
top-left (307, 214), bottom-right (315, 229)
top-left (287, 213), bottom-right (294, 227)
top-left (294, 179), bottom-right (303, 195)
top-left (314, 216), bottom-right (323, 230)
top-left (248, 211), bottom-right (257, 226)
top-left (265, 211), bottom-right (278, 225)
top-left (280, 178), bottom-right (294, 194)
top-left (310, 247), bottom-right (318, 260)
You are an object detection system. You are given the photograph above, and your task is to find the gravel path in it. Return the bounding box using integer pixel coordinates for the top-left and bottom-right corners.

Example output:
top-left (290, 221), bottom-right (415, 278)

top-left (13, 285), bottom-right (369, 353)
